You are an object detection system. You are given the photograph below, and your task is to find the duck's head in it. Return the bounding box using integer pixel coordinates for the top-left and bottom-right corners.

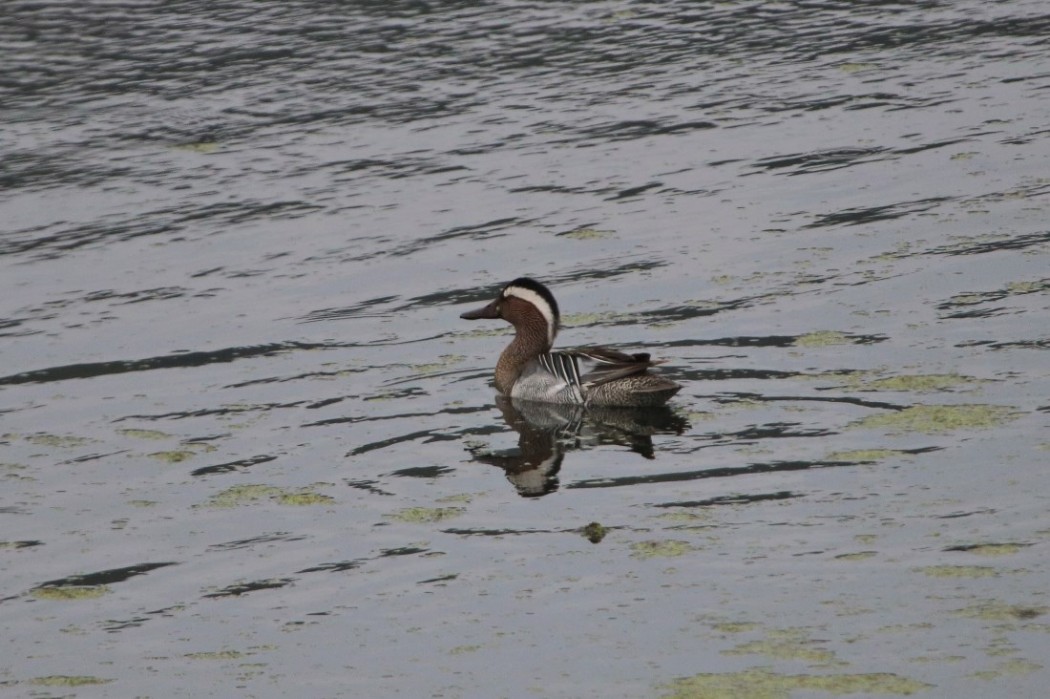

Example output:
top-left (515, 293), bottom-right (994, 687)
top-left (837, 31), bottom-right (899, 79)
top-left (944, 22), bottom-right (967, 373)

top-left (460, 277), bottom-right (560, 349)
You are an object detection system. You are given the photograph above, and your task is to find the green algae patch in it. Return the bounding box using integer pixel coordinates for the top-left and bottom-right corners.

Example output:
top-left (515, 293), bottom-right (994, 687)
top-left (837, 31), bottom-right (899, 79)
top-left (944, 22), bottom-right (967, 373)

top-left (658, 668), bottom-right (931, 698)
top-left (562, 310), bottom-right (625, 327)
top-left (456, 326), bottom-right (511, 339)
top-left (850, 404), bottom-right (1018, 434)
top-left (387, 506), bottom-right (465, 524)
top-left (201, 484), bottom-right (284, 508)
top-left (411, 354), bottom-right (465, 374)
top-left (7, 432), bottom-right (94, 448)
top-left (952, 543), bottom-right (1028, 556)
top-left (910, 654), bottom-right (966, 664)
top-left (953, 602), bottom-right (1048, 622)
top-left (32, 585), bottom-right (110, 600)
top-left (118, 428), bottom-right (172, 440)
top-left (944, 292), bottom-right (986, 306)
top-left (201, 484), bottom-right (334, 508)
top-left (437, 493), bottom-right (474, 504)
top-left (878, 623), bottom-right (934, 634)
top-left (559, 226), bottom-right (614, 240)
top-left (1, 540), bottom-right (40, 550)
top-left (803, 370), bottom-right (871, 390)
top-left (825, 449), bottom-right (904, 463)
top-left (448, 644), bottom-right (482, 655)
top-left (723, 629), bottom-right (843, 666)
top-left (185, 650), bottom-right (246, 660)
top-left (835, 551), bottom-right (877, 561)
top-left (917, 565), bottom-right (999, 578)
top-left (657, 511), bottom-right (713, 524)
top-left (793, 331), bottom-right (852, 347)
top-left (985, 635), bottom-right (1021, 657)
top-left (970, 658), bottom-right (1044, 680)
top-left (582, 522), bottom-right (608, 543)
top-left (29, 433), bottom-right (92, 447)
top-left (30, 675), bottom-right (113, 686)
top-left (838, 62), bottom-right (878, 73)
top-left (364, 391), bottom-right (403, 402)
top-left (148, 449), bottom-right (197, 463)
top-left (810, 370), bottom-right (976, 394)
top-left (274, 491), bottom-right (335, 506)
top-left (1007, 280), bottom-right (1049, 294)
top-left (722, 398), bottom-right (764, 411)
top-left (712, 621), bottom-right (761, 633)
top-left (862, 373), bottom-right (978, 393)
top-left (824, 371), bottom-right (982, 394)
top-left (630, 540), bottom-right (695, 559)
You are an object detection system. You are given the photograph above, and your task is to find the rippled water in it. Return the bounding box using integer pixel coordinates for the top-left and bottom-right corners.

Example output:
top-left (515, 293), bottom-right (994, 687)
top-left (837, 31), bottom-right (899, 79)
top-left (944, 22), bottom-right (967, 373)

top-left (3, 1), bottom-right (1049, 697)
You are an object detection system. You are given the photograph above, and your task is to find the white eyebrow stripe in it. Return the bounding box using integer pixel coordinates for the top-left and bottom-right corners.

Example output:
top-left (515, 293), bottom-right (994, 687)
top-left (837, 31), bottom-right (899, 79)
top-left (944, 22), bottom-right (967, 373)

top-left (503, 285), bottom-right (557, 345)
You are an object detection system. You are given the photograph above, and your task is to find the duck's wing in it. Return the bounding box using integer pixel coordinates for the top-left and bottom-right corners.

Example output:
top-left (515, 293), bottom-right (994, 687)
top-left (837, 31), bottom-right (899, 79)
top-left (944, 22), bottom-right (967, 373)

top-left (541, 347), bottom-right (663, 391)
top-left (534, 352), bottom-right (586, 402)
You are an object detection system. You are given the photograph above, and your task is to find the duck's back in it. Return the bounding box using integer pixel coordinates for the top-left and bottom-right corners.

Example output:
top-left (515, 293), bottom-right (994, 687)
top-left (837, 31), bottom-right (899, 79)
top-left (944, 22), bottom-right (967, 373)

top-left (585, 373), bottom-right (681, 407)
top-left (511, 350), bottom-right (680, 407)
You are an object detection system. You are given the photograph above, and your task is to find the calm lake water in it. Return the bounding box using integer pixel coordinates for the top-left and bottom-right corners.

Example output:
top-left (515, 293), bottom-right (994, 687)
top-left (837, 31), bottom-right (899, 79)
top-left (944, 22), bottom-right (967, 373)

top-left (2, 1), bottom-right (1049, 697)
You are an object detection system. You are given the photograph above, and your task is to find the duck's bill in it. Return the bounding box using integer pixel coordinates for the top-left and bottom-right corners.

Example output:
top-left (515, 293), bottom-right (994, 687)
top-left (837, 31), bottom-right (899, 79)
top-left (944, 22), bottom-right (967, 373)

top-left (460, 299), bottom-right (500, 320)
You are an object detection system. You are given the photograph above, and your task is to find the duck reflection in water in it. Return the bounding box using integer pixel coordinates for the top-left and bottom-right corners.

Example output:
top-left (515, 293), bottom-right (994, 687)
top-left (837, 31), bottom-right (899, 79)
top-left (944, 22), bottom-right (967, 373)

top-left (467, 395), bottom-right (688, 497)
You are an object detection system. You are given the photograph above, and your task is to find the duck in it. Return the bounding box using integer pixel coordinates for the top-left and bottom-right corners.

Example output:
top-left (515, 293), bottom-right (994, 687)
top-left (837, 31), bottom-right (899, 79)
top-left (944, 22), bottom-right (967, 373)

top-left (460, 277), bottom-right (681, 407)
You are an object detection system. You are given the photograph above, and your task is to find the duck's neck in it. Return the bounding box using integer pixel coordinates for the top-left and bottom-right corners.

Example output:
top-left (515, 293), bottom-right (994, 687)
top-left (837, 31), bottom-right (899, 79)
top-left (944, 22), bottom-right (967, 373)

top-left (494, 323), bottom-right (552, 395)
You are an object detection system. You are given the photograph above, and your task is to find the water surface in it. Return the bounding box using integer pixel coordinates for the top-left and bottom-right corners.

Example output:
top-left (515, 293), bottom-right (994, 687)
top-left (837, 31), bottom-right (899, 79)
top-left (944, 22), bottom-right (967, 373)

top-left (2, 1), bottom-right (1049, 697)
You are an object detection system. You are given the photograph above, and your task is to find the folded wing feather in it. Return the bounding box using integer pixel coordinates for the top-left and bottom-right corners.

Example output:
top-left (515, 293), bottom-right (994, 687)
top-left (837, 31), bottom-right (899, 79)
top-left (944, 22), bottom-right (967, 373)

top-left (539, 348), bottom-right (663, 391)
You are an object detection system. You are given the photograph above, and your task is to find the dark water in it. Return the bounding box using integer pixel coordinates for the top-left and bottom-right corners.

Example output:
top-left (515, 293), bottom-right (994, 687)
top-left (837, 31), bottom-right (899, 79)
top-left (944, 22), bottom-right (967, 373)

top-left (2, 1), bottom-right (1049, 697)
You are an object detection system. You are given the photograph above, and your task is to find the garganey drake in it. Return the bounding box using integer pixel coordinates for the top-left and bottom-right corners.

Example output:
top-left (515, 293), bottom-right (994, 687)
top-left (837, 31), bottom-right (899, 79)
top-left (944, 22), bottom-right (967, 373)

top-left (460, 277), bottom-right (682, 407)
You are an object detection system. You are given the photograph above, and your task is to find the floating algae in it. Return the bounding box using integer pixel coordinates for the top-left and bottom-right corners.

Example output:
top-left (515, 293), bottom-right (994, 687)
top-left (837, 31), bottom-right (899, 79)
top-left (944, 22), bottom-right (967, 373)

top-left (630, 540), bottom-right (695, 559)
top-left (32, 586), bottom-right (110, 600)
top-left (199, 483), bottom-right (335, 508)
top-left (148, 450), bottom-right (197, 463)
top-left (202, 484), bottom-right (283, 508)
top-left (793, 331), bottom-right (853, 347)
top-left (6, 432), bottom-right (94, 448)
top-left (117, 428), bottom-right (172, 440)
top-left (825, 449), bottom-right (905, 463)
top-left (582, 522), bottom-right (608, 543)
top-left (711, 621), bottom-right (761, 634)
top-left (862, 374), bottom-right (979, 392)
top-left (952, 602), bottom-right (1048, 622)
top-left (969, 658), bottom-right (1044, 680)
top-left (185, 650), bottom-right (246, 660)
top-left (722, 628), bottom-right (843, 666)
top-left (949, 543), bottom-right (1029, 556)
top-left (916, 565), bottom-right (999, 578)
top-left (387, 506), bottom-right (465, 524)
top-left (835, 551), bottom-right (878, 561)
top-left (274, 491), bottom-right (335, 506)
top-left (659, 668), bottom-right (931, 698)
top-left (30, 675), bottom-right (113, 686)
top-left (411, 355), bottom-right (465, 374)
top-left (558, 226), bottom-right (615, 240)
top-left (850, 404), bottom-right (1018, 434)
